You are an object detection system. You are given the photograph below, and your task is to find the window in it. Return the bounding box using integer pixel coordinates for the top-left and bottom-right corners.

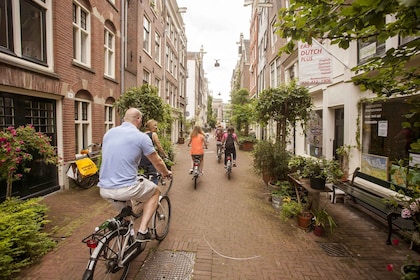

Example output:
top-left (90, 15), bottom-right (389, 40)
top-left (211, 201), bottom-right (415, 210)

top-left (362, 97), bottom-right (420, 166)
top-left (73, 1), bottom-right (90, 66)
top-left (74, 99), bottom-right (91, 153)
top-left (104, 28), bottom-right (115, 78)
top-left (104, 104), bottom-right (115, 132)
top-left (154, 32), bottom-right (161, 64)
top-left (143, 69), bottom-right (150, 84)
top-left (143, 17), bottom-right (151, 53)
top-left (154, 78), bottom-right (161, 93)
top-left (25, 99), bottom-right (55, 133)
top-left (358, 35), bottom-right (385, 64)
top-left (1, 0), bottom-right (49, 64)
top-left (270, 62), bottom-right (276, 87)
top-left (271, 20), bottom-right (277, 48)
top-left (0, 95), bottom-right (15, 129)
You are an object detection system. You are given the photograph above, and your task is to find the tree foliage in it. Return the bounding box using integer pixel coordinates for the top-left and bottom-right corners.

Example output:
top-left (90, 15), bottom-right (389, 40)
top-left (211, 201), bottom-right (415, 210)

top-left (207, 95), bottom-right (217, 128)
top-left (277, 0), bottom-right (420, 96)
top-left (113, 84), bottom-right (172, 131)
top-left (255, 82), bottom-right (312, 145)
top-left (231, 88), bottom-right (253, 135)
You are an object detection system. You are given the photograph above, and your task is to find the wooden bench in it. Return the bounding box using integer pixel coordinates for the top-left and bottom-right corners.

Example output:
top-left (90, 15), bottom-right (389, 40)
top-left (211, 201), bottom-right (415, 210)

top-left (333, 167), bottom-right (415, 245)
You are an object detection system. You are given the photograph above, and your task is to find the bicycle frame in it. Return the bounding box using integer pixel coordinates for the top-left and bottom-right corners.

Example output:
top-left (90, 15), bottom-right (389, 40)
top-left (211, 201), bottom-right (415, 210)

top-left (82, 179), bottom-right (172, 279)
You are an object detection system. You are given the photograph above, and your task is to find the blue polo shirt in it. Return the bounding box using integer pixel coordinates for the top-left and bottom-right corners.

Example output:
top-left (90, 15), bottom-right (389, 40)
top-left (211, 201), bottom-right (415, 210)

top-left (98, 122), bottom-right (155, 189)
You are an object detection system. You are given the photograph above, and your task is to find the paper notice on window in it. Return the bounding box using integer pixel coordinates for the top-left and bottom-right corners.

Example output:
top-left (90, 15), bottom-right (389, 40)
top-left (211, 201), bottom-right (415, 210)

top-left (378, 120), bottom-right (388, 137)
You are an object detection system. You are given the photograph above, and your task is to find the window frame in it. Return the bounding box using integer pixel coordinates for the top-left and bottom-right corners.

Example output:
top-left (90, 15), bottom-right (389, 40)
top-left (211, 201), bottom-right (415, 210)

top-left (104, 27), bottom-right (115, 78)
top-left (74, 99), bottom-right (91, 154)
top-left (0, 0), bottom-right (52, 69)
top-left (143, 16), bottom-right (151, 53)
top-left (72, 1), bottom-right (91, 67)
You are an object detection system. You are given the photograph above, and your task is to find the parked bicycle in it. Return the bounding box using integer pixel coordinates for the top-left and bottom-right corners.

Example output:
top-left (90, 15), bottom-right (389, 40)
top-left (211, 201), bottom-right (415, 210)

top-left (225, 152), bottom-right (233, 180)
top-left (81, 173), bottom-right (173, 280)
top-left (66, 143), bottom-right (101, 189)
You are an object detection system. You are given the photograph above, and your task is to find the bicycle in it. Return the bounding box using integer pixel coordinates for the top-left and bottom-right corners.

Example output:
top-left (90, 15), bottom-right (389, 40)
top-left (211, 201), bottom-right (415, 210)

top-left (216, 141), bottom-right (223, 163)
top-left (191, 155), bottom-right (202, 189)
top-left (66, 143), bottom-right (101, 189)
top-left (81, 174), bottom-right (173, 280)
top-left (225, 152), bottom-right (233, 180)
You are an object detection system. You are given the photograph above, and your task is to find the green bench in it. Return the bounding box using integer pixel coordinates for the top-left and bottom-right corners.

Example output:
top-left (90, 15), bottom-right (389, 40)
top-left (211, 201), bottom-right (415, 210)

top-left (334, 167), bottom-right (415, 245)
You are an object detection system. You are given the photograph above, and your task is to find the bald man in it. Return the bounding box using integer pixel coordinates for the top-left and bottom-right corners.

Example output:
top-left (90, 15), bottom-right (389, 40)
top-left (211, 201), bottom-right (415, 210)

top-left (98, 108), bottom-right (171, 244)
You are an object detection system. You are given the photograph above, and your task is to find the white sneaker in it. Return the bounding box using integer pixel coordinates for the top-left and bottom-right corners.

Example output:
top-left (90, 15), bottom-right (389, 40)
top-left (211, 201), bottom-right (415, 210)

top-left (189, 169), bottom-right (193, 174)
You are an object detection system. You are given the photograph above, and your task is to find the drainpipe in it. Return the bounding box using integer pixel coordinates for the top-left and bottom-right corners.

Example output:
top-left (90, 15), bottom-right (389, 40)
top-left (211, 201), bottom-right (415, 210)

top-left (120, 0), bottom-right (125, 94)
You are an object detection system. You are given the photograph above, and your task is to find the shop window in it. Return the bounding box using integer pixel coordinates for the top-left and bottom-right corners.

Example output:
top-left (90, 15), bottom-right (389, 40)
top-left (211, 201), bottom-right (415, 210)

top-left (362, 97), bottom-right (420, 182)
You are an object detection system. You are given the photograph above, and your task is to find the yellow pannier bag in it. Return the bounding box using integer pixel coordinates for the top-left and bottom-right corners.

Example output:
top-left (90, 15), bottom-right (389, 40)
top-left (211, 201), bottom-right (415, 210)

top-left (75, 157), bottom-right (98, 177)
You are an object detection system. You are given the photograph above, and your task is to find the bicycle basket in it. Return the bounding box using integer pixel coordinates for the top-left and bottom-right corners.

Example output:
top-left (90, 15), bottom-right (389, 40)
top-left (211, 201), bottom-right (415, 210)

top-left (75, 158), bottom-right (98, 177)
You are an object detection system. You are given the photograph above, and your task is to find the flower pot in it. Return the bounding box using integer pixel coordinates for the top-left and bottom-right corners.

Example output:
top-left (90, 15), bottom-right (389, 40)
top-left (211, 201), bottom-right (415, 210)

top-left (401, 264), bottom-right (420, 279)
top-left (310, 177), bottom-right (326, 190)
top-left (297, 212), bottom-right (313, 229)
top-left (241, 141), bottom-right (254, 151)
top-left (271, 195), bottom-right (283, 209)
top-left (313, 225), bottom-right (324, 236)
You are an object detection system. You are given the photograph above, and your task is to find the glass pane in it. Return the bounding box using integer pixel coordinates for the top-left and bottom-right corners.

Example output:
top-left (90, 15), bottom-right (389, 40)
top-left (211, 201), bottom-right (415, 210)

top-left (20, 0), bottom-right (44, 61)
top-left (82, 102), bottom-right (88, 120)
top-left (81, 9), bottom-right (86, 30)
top-left (74, 101), bottom-right (79, 120)
top-left (0, 0), bottom-right (12, 50)
top-left (72, 3), bottom-right (77, 23)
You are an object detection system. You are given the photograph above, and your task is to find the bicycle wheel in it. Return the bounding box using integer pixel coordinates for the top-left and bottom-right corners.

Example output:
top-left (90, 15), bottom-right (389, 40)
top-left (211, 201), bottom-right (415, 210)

top-left (194, 175), bottom-right (198, 189)
top-left (154, 195), bottom-right (171, 241)
top-left (74, 172), bottom-right (99, 189)
top-left (82, 229), bottom-right (133, 280)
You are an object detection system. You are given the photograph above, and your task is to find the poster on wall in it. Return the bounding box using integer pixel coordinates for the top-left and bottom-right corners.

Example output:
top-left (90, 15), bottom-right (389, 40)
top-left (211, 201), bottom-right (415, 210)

top-left (361, 153), bottom-right (388, 181)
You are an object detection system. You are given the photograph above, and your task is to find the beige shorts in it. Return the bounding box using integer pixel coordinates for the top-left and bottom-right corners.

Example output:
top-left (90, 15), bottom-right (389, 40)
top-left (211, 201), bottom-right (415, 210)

top-left (100, 177), bottom-right (159, 211)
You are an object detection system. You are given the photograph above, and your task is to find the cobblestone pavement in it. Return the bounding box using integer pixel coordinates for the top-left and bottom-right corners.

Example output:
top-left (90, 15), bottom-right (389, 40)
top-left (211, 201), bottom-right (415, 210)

top-left (18, 139), bottom-right (419, 279)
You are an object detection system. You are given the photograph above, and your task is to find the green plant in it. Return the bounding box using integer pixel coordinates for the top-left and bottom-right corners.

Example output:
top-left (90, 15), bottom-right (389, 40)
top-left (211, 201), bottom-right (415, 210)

top-left (311, 206), bottom-right (337, 233)
top-left (0, 197), bottom-right (55, 278)
top-left (0, 125), bottom-right (60, 198)
top-left (280, 199), bottom-right (302, 221)
top-left (271, 181), bottom-right (295, 198)
top-left (238, 135), bottom-right (258, 144)
top-left (255, 81), bottom-right (312, 146)
top-left (252, 140), bottom-right (292, 181)
top-left (300, 157), bottom-right (343, 182)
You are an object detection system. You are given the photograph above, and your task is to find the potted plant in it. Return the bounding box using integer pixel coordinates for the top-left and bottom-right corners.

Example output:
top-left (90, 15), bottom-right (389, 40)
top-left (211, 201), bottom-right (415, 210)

top-left (335, 145), bottom-right (355, 181)
top-left (300, 157), bottom-right (343, 190)
top-left (238, 135), bottom-right (257, 151)
top-left (271, 181), bottom-right (295, 209)
top-left (280, 199), bottom-right (302, 221)
top-left (311, 206), bottom-right (337, 236)
top-left (280, 194), bottom-right (313, 229)
top-left (252, 140), bottom-right (293, 185)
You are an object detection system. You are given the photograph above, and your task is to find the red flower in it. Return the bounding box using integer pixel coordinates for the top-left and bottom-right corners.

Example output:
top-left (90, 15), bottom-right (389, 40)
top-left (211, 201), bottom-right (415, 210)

top-left (392, 239), bottom-right (399, 245)
top-left (386, 264), bottom-right (393, 271)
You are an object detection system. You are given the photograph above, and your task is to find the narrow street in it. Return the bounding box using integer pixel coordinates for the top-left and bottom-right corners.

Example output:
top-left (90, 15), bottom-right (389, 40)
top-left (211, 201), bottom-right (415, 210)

top-left (19, 136), bottom-right (419, 279)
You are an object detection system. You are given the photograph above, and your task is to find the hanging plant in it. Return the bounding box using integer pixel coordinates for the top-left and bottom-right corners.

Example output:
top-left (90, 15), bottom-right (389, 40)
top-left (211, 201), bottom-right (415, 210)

top-left (0, 125), bottom-right (59, 198)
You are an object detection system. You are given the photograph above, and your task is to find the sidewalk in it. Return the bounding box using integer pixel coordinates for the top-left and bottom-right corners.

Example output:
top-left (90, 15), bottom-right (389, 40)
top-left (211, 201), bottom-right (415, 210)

top-left (18, 142), bottom-right (419, 279)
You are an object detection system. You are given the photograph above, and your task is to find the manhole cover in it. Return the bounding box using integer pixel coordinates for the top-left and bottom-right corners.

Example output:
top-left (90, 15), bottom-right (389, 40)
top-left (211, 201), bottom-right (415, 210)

top-left (138, 250), bottom-right (195, 280)
top-left (317, 242), bottom-right (350, 257)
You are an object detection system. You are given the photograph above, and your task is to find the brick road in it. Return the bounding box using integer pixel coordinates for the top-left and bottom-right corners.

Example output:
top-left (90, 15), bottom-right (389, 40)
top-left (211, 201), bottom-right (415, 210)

top-left (18, 139), bottom-right (419, 279)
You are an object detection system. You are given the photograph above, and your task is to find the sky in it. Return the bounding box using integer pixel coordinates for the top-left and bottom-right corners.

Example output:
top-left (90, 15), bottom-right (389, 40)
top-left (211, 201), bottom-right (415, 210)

top-left (177, 0), bottom-right (251, 103)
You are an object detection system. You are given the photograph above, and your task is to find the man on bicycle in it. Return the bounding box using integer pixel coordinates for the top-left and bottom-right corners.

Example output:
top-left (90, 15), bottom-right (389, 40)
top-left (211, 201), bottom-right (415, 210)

top-left (98, 108), bottom-right (171, 245)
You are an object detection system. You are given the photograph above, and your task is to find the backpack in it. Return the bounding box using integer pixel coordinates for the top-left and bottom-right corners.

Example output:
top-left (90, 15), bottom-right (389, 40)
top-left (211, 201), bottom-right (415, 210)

top-left (225, 133), bottom-right (235, 149)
